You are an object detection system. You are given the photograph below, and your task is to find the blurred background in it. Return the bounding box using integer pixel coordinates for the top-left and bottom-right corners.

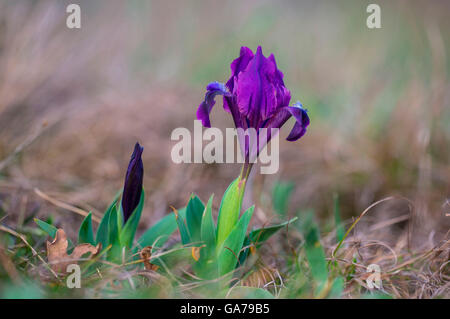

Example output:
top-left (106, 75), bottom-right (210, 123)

top-left (0, 0), bottom-right (449, 254)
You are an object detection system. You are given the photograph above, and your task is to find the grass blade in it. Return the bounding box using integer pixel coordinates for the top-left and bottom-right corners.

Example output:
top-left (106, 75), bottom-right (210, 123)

top-left (78, 212), bottom-right (95, 245)
top-left (185, 194), bottom-right (205, 243)
top-left (34, 218), bottom-right (58, 239)
top-left (201, 195), bottom-right (216, 248)
top-left (272, 181), bottom-right (294, 217)
top-left (137, 208), bottom-right (184, 248)
top-left (299, 211), bottom-right (328, 295)
top-left (96, 195), bottom-right (119, 248)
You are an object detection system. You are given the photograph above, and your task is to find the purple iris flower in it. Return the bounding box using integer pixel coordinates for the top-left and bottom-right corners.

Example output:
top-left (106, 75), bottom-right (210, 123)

top-left (197, 46), bottom-right (309, 167)
top-left (122, 142), bottom-right (144, 223)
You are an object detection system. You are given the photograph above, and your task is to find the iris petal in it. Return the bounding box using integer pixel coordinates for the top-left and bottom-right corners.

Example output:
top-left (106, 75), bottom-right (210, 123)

top-left (196, 82), bottom-right (231, 127)
top-left (226, 46), bottom-right (254, 92)
top-left (236, 46), bottom-right (277, 124)
top-left (286, 103), bottom-right (310, 141)
top-left (263, 102), bottom-right (309, 143)
top-left (268, 54), bottom-right (291, 108)
top-left (224, 47), bottom-right (254, 113)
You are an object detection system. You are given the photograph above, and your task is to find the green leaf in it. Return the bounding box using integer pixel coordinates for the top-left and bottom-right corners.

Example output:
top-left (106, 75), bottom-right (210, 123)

top-left (117, 201), bottom-right (124, 233)
top-left (34, 218), bottom-right (58, 239)
top-left (34, 218), bottom-right (74, 250)
top-left (185, 194), bottom-right (205, 243)
top-left (333, 194), bottom-right (345, 243)
top-left (216, 177), bottom-right (246, 248)
top-left (2, 281), bottom-right (44, 299)
top-left (175, 207), bottom-right (191, 245)
top-left (78, 212), bottom-right (95, 245)
top-left (200, 195), bottom-right (216, 248)
top-left (137, 208), bottom-right (185, 248)
top-left (299, 211), bottom-right (328, 295)
top-left (108, 206), bottom-right (120, 245)
top-left (218, 205), bottom-right (254, 276)
top-left (119, 189), bottom-right (145, 248)
top-left (96, 194), bottom-right (120, 248)
top-left (238, 217), bottom-right (298, 265)
top-left (227, 286), bottom-right (274, 299)
top-left (107, 206), bottom-right (121, 262)
top-left (249, 217), bottom-right (298, 245)
top-left (362, 292), bottom-right (393, 299)
top-left (272, 181), bottom-right (294, 216)
top-left (195, 196), bottom-right (218, 279)
top-left (328, 276), bottom-right (344, 299)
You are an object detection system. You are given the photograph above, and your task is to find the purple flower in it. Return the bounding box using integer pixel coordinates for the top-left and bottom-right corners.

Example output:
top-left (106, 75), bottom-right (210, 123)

top-left (197, 46), bottom-right (309, 163)
top-left (122, 142), bottom-right (144, 223)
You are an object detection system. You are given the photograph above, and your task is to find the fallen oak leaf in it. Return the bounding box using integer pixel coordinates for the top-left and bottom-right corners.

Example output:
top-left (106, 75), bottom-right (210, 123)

top-left (47, 229), bottom-right (101, 274)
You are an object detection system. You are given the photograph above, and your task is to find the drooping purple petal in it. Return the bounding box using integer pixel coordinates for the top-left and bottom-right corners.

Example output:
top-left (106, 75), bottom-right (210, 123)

top-left (263, 102), bottom-right (310, 143)
top-left (236, 46), bottom-right (278, 124)
top-left (122, 142), bottom-right (144, 223)
top-left (285, 102), bottom-right (310, 141)
top-left (196, 82), bottom-right (231, 127)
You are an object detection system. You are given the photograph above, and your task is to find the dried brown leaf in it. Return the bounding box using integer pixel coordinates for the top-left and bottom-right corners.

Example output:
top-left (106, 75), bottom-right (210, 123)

top-left (140, 246), bottom-right (159, 271)
top-left (47, 229), bottom-right (100, 274)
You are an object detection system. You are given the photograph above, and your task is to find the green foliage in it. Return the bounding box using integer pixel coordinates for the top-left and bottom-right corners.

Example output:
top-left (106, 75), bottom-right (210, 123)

top-left (200, 195), bottom-right (216, 249)
top-left (119, 190), bottom-right (145, 248)
top-left (34, 218), bottom-right (58, 239)
top-left (272, 181), bottom-right (294, 217)
top-left (299, 211), bottom-right (328, 295)
top-left (284, 209), bottom-right (348, 299)
top-left (96, 193), bottom-right (120, 248)
top-left (78, 212), bottom-right (95, 245)
top-left (34, 218), bottom-right (74, 249)
top-left (171, 178), bottom-right (294, 284)
top-left (107, 203), bottom-right (121, 262)
top-left (362, 292), bottom-right (393, 299)
top-left (227, 286), bottom-right (274, 299)
top-left (31, 178), bottom-right (351, 298)
top-left (216, 177), bottom-right (246, 248)
top-left (108, 205), bottom-right (120, 246)
top-left (249, 217), bottom-right (298, 246)
top-left (239, 217), bottom-right (298, 265)
top-left (217, 205), bottom-right (254, 276)
top-left (175, 206), bottom-right (192, 245)
top-left (328, 277), bottom-right (345, 299)
top-left (98, 187), bottom-right (181, 260)
top-left (185, 194), bottom-right (205, 243)
top-left (30, 187), bottom-right (353, 299)
top-left (137, 208), bottom-right (185, 249)
top-left (2, 281), bottom-right (44, 299)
